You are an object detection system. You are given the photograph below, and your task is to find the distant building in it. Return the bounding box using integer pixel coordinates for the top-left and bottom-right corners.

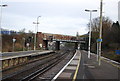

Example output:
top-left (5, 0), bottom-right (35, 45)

top-left (0, 28), bottom-right (18, 35)
top-left (118, 1), bottom-right (120, 24)
top-left (1, 30), bottom-right (17, 35)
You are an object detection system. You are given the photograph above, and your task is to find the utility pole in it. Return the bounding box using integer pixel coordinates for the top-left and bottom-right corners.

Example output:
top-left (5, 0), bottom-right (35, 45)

top-left (97, 41), bottom-right (99, 61)
top-left (98, 0), bottom-right (103, 66)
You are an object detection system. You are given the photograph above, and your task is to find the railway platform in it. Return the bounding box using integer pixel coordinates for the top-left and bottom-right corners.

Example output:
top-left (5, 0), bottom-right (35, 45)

top-left (1, 50), bottom-right (120, 81)
top-left (0, 50), bottom-right (54, 70)
top-left (76, 50), bottom-right (120, 80)
top-left (52, 50), bottom-right (120, 81)
top-left (52, 50), bottom-right (81, 81)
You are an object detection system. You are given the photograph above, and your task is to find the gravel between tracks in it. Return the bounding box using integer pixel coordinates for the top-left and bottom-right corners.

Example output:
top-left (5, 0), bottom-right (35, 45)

top-left (34, 51), bottom-right (75, 81)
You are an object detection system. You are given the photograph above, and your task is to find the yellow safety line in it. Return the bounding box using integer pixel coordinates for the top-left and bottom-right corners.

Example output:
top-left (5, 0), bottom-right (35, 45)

top-left (102, 58), bottom-right (120, 69)
top-left (72, 51), bottom-right (81, 81)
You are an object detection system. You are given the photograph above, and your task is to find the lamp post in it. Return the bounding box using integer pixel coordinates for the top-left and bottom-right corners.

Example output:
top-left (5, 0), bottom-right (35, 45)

top-left (0, 3), bottom-right (7, 53)
top-left (0, 4), bottom-right (8, 31)
top-left (85, 9), bottom-right (97, 59)
top-left (33, 16), bottom-right (41, 51)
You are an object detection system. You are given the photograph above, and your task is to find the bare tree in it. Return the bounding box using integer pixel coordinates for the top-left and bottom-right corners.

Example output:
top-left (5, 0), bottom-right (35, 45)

top-left (87, 16), bottom-right (113, 32)
top-left (19, 28), bottom-right (26, 34)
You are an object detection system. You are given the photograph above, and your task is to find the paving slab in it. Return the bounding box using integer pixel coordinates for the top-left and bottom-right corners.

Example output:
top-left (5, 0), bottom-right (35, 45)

top-left (77, 50), bottom-right (120, 80)
top-left (59, 72), bottom-right (72, 78)
top-left (70, 60), bottom-right (79, 65)
top-left (74, 56), bottom-right (79, 60)
top-left (66, 66), bottom-right (77, 70)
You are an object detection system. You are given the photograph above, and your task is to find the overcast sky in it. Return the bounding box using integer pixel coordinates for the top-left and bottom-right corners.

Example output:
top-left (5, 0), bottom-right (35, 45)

top-left (1, 0), bottom-right (119, 36)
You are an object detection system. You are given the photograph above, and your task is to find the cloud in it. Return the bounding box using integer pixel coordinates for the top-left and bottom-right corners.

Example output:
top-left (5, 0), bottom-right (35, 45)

top-left (4, 0), bottom-right (97, 3)
top-left (3, 11), bottom-right (88, 35)
top-left (2, 13), bottom-right (34, 31)
top-left (2, 0), bottom-right (119, 36)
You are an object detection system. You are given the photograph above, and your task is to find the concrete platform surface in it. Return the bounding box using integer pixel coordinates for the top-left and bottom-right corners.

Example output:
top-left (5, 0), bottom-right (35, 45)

top-left (52, 50), bottom-right (81, 81)
top-left (76, 50), bottom-right (120, 80)
top-left (1, 50), bottom-right (54, 60)
top-left (66, 66), bottom-right (77, 70)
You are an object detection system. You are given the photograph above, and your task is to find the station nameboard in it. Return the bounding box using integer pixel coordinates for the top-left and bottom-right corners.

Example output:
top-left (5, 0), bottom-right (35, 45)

top-left (115, 50), bottom-right (120, 55)
top-left (97, 39), bottom-right (102, 42)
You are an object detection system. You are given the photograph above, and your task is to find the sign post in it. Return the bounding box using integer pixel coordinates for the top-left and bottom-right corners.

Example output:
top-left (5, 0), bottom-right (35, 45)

top-left (12, 38), bottom-right (16, 52)
top-left (26, 43), bottom-right (30, 50)
top-left (96, 40), bottom-right (99, 61)
top-left (97, 39), bottom-right (102, 42)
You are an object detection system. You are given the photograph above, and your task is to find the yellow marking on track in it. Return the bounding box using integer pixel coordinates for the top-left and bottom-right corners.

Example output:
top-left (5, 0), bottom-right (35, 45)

top-left (72, 51), bottom-right (81, 81)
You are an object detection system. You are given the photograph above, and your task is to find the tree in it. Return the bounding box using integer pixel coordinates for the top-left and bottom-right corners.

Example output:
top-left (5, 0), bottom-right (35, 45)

top-left (106, 21), bottom-right (120, 50)
top-left (87, 16), bottom-right (113, 32)
top-left (86, 17), bottom-right (120, 62)
top-left (110, 21), bottom-right (120, 43)
top-left (87, 16), bottom-right (113, 52)
top-left (19, 28), bottom-right (26, 34)
top-left (28, 30), bottom-right (33, 34)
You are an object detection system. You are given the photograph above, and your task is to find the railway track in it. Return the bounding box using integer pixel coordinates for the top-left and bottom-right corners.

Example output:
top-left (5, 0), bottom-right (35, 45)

top-left (2, 52), bottom-right (56, 80)
top-left (2, 50), bottom-right (74, 81)
top-left (21, 51), bottom-right (68, 81)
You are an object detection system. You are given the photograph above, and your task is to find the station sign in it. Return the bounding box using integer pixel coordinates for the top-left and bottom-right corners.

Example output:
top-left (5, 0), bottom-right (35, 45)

top-left (97, 39), bottom-right (102, 42)
top-left (115, 50), bottom-right (120, 55)
top-left (26, 43), bottom-right (30, 47)
top-left (12, 38), bottom-right (16, 42)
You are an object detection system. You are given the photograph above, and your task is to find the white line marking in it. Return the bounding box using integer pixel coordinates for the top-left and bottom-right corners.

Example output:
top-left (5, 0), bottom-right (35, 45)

top-left (84, 50), bottom-right (120, 65)
top-left (83, 75), bottom-right (85, 79)
top-left (101, 56), bottom-right (120, 64)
